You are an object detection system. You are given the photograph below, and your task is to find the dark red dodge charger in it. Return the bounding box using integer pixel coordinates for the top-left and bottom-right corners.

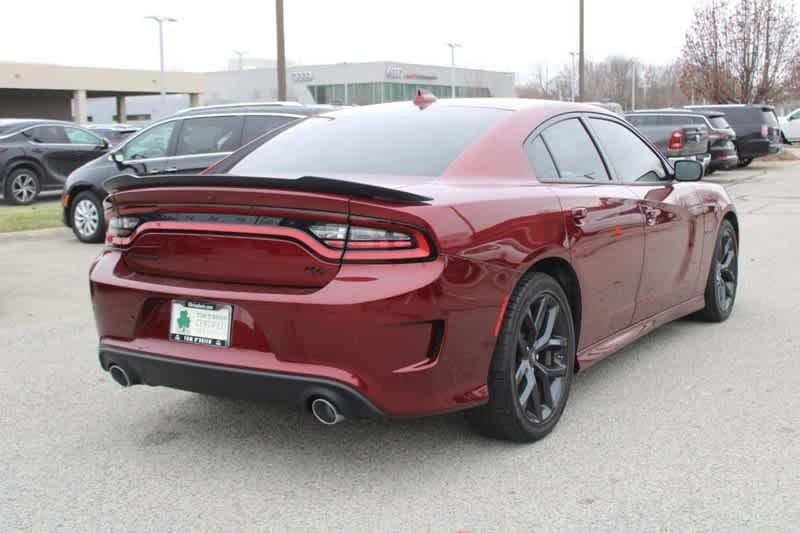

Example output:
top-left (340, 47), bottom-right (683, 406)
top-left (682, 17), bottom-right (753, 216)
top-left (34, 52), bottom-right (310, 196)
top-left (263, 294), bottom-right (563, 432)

top-left (90, 97), bottom-right (738, 442)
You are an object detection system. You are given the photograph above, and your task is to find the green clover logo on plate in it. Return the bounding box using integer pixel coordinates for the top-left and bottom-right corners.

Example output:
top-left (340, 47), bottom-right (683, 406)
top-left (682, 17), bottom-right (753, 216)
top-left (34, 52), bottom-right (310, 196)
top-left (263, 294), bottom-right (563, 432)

top-left (177, 309), bottom-right (191, 332)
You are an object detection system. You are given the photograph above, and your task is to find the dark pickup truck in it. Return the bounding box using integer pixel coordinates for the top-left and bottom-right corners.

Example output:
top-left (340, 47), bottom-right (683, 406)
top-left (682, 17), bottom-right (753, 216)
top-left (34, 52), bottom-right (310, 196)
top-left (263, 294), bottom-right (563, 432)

top-left (625, 112), bottom-right (711, 171)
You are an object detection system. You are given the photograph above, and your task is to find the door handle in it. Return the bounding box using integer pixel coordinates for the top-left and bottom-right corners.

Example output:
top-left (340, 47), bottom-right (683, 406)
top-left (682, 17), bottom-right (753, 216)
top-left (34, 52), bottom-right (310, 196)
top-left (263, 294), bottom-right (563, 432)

top-left (163, 167), bottom-right (179, 173)
top-left (571, 207), bottom-right (588, 222)
top-left (642, 206), bottom-right (661, 225)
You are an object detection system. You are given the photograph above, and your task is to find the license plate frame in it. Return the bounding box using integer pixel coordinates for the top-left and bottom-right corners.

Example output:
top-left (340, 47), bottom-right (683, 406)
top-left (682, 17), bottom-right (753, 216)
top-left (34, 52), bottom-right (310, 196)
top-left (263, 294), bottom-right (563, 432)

top-left (169, 300), bottom-right (233, 348)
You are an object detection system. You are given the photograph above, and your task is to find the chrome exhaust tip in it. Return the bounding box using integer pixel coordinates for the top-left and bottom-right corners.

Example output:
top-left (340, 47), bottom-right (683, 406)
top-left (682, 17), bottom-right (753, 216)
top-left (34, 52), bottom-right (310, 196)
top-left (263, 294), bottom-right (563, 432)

top-left (108, 365), bottom-right (131, 388)
top-left (310, 397), bottom-right (344, 425)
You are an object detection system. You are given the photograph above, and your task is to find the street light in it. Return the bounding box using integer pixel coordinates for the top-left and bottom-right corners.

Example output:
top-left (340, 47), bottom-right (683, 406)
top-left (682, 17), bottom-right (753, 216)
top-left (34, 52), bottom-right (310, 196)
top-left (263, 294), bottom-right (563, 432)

top-left (569, 51), bottom-right (577, 102)
top-left (445, 42), bottom-right (462, 98)
top-left (145, 16), bottom-right (177, 117)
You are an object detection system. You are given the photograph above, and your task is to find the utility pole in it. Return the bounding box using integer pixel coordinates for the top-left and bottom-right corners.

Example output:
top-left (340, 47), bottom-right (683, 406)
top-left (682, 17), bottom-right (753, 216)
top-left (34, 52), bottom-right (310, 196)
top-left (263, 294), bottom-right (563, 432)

top-left (276, 0), bottom-right (287, 101)
top-left (145, 16), bottom-right (177, 117)
top-left (569, 51), bottom-right (577, 102)
top-left (578, 0), bottom-right (585, 101)
top-left (234, 50), bottom-right (247, 101)
top-left (631, 62), bottom-right (636, 111)
top-left (445, 42), bottom-right (462, 98)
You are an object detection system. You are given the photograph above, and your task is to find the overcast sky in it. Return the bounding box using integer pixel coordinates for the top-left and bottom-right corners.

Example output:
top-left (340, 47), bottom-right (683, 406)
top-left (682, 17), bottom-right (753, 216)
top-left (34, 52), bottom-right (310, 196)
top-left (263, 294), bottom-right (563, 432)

top-left (1, 0), bottom-right (700, 81)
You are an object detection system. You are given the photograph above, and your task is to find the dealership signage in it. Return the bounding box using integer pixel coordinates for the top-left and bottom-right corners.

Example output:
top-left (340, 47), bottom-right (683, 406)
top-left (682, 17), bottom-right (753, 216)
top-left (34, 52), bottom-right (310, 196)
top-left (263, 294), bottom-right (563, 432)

top-left (385, 67), bottom-right (438, 81)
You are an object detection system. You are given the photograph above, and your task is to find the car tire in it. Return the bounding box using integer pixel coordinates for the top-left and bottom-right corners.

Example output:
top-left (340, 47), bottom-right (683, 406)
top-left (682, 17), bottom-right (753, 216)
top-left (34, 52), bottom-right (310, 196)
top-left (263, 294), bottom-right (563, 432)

top-left (705, 167), bottom-right (716, 176)
top-left (70, 191), bottom-right (105, 243)
top-left (696, 220), bottom-right (738, 322)
top-left (466, 272), bottom-right (576, 442)
top-left (3, 167), bottom-right (41, 205)
top-left (738, 158), bottom-right (753, 168)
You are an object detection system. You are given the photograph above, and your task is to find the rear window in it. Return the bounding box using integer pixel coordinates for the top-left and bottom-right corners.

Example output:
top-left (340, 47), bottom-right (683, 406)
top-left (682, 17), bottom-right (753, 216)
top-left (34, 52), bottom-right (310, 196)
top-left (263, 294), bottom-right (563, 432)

top-left (226, 104), bottom-right (509, 178)
top-left (709, 116), bottom-right (730, 129)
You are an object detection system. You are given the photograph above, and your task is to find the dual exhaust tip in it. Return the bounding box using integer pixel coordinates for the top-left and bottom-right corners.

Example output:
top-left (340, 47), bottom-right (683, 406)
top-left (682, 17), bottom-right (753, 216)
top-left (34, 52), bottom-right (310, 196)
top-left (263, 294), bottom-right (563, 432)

top-left (107, 364), bottom-right (345, 426)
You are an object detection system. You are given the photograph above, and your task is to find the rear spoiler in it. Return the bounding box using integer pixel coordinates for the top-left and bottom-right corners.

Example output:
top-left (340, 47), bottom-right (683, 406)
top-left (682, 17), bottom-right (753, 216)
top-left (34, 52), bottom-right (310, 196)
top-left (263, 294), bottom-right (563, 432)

top-left (103, 173), bottom-right (433, 204)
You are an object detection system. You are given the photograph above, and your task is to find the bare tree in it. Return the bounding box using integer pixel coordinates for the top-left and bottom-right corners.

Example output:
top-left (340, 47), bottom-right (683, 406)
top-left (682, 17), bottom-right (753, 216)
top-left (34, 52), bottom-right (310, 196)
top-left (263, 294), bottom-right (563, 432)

top-left (679, 0), bottom-right (800, 103)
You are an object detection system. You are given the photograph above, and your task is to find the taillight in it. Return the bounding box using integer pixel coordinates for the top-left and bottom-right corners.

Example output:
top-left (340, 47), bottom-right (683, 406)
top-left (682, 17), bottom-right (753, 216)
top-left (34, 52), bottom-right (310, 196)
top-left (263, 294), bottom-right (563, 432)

top-left (668, 130), bottom-right (685, 150)
top-left (108, 216), bottom-right (140, 238)
top-left (105, 212), bottom-right (433, 262)
top-left (761, 124), bottom-right (769, 138)
top-left (309, 222), bottom-right (432, 261)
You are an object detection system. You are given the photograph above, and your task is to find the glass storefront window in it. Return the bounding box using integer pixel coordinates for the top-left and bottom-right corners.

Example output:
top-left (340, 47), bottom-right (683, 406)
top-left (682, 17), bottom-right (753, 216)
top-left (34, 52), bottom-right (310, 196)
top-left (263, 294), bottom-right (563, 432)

top-left (310, 83), bottom-right (491, 105)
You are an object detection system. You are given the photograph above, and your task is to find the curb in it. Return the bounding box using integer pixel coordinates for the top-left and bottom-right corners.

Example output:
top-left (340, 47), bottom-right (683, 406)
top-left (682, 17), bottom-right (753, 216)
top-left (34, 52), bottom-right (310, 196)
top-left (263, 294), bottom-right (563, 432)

top-left (0, 226), bottom-right (71, 242)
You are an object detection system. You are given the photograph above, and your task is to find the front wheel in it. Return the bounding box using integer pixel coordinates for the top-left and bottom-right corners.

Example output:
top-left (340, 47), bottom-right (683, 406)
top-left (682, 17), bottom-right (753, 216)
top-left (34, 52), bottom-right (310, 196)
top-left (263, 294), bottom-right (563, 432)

top-left (4, 168), bottom-right (40, 205)
top-left (70, 191), bottom-right (105, 243)
top-left (696, 220), bottom-right (738, 322)
top-left (738, 158), bottom-right (753, 168)
top-left (466, 272), bottom-right (576, 442)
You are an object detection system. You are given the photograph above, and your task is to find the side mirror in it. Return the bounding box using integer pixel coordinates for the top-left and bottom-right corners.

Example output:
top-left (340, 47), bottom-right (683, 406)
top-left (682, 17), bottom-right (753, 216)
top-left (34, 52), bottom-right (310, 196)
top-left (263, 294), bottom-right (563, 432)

top-left (674, 159), bottom-right (703, 181)
top-left (111, 151), bottom-right (125, 165)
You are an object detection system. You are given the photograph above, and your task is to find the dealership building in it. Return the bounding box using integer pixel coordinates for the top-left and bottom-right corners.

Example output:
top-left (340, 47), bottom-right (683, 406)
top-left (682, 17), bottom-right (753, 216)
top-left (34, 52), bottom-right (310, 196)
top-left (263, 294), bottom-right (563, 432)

top-left (205, 61), bottom-right (516, 106)
top-left (0, 60), bottom-right (515, 124)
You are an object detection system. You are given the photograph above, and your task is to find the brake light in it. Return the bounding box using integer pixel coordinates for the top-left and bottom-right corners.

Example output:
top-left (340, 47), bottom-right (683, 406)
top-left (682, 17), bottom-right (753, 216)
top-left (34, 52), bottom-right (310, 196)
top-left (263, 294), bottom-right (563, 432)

top-left (761, 124), bottom-right (769, 138)
top-left (108, 216), bottom-right (140, 238)
top-left (668, 130), bottom-right (685, 150)
top-left (309, 222), bottom-right (431, 261)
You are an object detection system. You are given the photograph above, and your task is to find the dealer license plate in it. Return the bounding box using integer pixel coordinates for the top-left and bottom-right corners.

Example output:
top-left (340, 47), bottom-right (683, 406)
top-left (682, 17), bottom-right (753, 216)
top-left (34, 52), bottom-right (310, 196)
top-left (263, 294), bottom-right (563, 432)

top-left (169, 300), bottom-right (232, 347)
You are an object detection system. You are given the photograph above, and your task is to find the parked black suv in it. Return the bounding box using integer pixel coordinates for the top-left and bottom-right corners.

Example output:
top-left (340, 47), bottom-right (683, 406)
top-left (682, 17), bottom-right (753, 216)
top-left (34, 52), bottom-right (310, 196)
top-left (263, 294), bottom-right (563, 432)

top-left (686, 104), bottom-right (781, 167)
top-left (62, 103), bottom-right (334, 242)
top-left (1, 119), bottom-right (109, 205)
top-left (627, 109), bottom-right (738, 174)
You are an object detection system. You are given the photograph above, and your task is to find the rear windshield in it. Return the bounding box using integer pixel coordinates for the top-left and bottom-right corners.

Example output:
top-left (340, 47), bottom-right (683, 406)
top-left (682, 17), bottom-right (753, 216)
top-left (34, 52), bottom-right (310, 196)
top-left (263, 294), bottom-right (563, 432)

top-left (225, 104), bottom-right (510, 178)
top-left (709, 116), bottom-right (731, 129)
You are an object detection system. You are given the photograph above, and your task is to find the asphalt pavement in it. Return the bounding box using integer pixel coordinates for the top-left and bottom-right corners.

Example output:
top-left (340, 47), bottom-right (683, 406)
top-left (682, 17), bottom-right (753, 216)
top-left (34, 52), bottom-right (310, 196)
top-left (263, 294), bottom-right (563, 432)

top-left (1, 161), bottom-right (799, 532)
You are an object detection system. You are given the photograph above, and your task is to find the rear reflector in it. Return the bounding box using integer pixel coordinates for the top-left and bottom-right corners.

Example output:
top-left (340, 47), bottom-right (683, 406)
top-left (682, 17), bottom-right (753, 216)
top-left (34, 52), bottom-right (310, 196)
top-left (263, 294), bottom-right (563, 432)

top-left (761, 124), bottom-right (769, 138)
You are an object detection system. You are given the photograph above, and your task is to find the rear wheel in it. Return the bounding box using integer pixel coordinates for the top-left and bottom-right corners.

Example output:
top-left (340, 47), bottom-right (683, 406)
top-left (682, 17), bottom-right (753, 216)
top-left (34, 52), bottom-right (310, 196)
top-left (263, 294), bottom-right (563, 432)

top-left (696, 220), bottom-right (738, 322)
top-left (4, 168), bottom-right (40, 205)
top-left (466, 272), bottom-right (576, 442)
top-left (738, 157), bottom-right (753, 168)
top-left (70, 191), bottom-right (105, 243)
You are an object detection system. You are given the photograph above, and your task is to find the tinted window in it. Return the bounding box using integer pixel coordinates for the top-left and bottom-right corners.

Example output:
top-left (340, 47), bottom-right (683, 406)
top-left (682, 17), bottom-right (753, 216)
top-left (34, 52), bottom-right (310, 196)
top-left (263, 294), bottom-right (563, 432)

top-left (709, 116), bottom-right (730, 129)
top-left (64, 127), bottom-right (104, 145)
top-left (27, 125), bottom-right (69, 143)
top-left (589, 118), bottom-right (666, 183)
top-left (120, 121), bottom-right (177, 160)
top-left (539, 118), bottom-right (608, 182)
top-left (175, 116), bottom-right (243, 156)
top-left (242, 115), bottom-right (297, 144)
top-left (526, 136), bottom-right (559, 181)
top-left (226, 104), bottom-right (509, 178)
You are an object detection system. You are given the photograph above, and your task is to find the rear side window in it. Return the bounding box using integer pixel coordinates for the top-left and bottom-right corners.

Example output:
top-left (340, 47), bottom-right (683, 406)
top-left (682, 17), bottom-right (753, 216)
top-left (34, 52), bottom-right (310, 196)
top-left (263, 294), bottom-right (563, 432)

top-left (64, 127), bottom-right (104, 146)
top-left (242, 115), bottom-right (298, 145)
top-left (709, 116), bottom-right (730, 129)
top-left (120, 121), bottom-right (177, 160)
top-left (761, 109), bottom-right (778, 127)
top-left (175, 116), bottom-right (243, 156)
top-left (226, 105), bottom-right (509, 178)
top-left (537, 118), bottom-right (609, 182)
top-left (589, 118), bottom-right (666, 183)
top-left (526, 136), bottom-right (559, 181)
top-left (27, 125), bottom-right (69, 143)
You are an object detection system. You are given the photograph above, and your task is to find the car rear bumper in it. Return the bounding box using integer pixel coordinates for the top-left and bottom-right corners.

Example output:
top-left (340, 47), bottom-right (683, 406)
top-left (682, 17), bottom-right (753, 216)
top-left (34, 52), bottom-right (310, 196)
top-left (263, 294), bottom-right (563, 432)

top-left (90, 250), bottom-right (510, 417)
top-left (99, 346), bottom-right (383, 418)
top-left (709, 153), bottom-right (739, 171)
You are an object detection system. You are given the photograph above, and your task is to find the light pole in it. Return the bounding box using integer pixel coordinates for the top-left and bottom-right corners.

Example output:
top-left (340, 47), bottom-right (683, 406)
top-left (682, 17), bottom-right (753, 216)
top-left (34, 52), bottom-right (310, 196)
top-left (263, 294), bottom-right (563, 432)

top-left (630, 61), bottom-right (637, 111)
top-left (233, 50), bottom-right (247, 101)
top-left (569, 52), bottom-right (577, 102)
top-left (276, 0), bottom-right (287, 101)
top-left (145, 16), bottom-right (177, 117)
top-left (578, 0), bottom-right (585, 101)
top-left (445, 42), bottom-right (462, 98)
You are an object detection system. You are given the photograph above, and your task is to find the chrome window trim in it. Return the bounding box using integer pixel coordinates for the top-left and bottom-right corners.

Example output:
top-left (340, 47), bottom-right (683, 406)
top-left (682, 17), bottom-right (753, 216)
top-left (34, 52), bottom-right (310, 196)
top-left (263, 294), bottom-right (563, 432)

top-left (115, 151), bottom-right (233, 166)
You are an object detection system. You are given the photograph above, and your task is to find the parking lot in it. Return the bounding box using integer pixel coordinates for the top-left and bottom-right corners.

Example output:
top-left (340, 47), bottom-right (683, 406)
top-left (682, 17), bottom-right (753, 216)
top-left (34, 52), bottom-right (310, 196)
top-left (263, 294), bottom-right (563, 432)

top-left (1, 160), bottom-right (799, 531)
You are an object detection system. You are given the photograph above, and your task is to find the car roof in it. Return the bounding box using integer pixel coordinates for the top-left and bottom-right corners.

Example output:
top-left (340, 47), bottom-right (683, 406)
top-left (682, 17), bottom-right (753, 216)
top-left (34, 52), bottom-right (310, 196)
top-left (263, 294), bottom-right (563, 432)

top-left (0, 118), bottom-right (75, 128)
top-left (173, 102), bottom-right (328, 117)
top-left (687, 103), bottom-right (775, 112)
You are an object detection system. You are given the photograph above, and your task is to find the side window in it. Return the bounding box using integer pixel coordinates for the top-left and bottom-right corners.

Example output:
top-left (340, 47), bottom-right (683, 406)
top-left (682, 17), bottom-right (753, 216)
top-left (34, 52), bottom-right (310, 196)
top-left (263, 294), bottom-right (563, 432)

top-left (64, 127), bottom-right (105, 146)
top-left (589, 118), bottom-right (666, 183)
top-left (242, 115), bottom-right (298, 144)
top-left (175, 116), bottom-right (243, 156)
top-left (28, 125), bottom-right (69, 143)
top-left (538, 118), bottom-right (609, 182)
top-left (525, 136), bottom-right (559, 181)
top-left (120, 121), bottom-right (177, 161)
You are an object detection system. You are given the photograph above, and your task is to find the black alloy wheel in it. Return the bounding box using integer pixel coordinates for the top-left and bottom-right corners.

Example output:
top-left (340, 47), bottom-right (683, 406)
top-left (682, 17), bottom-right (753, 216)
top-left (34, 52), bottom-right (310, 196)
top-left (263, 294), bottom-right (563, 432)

top-left (697, 220), bottom-right (738, 322)
top-left (467, 272), bottom-right (576, 442)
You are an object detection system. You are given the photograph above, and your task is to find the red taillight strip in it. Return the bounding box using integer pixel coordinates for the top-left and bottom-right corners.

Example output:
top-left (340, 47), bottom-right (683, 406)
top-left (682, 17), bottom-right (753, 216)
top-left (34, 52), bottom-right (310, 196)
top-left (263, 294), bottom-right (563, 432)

top-left (343, 228), bottom-right (433, 262)
top-left (110, 221), bottom-right (343, 261)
